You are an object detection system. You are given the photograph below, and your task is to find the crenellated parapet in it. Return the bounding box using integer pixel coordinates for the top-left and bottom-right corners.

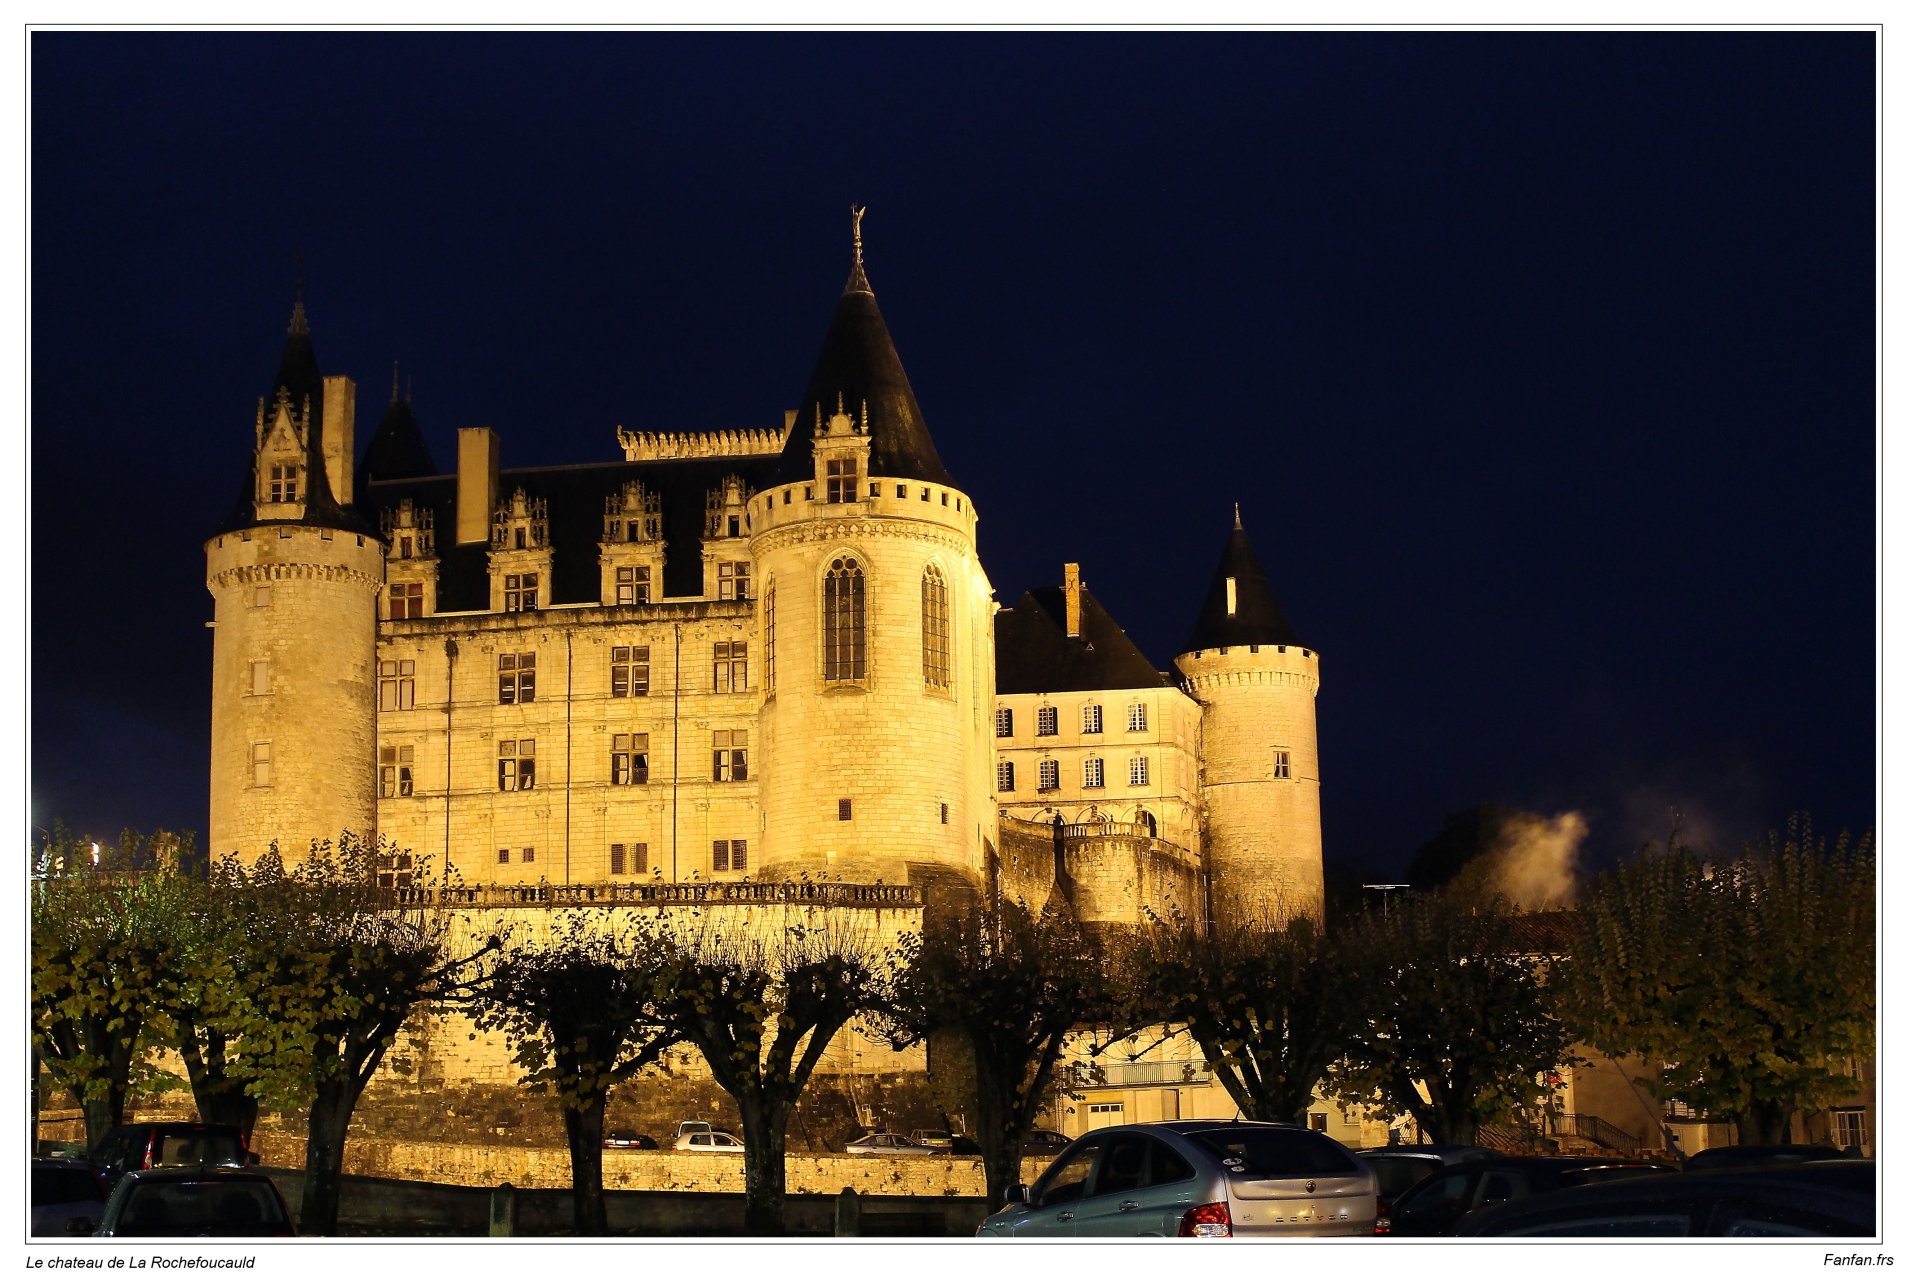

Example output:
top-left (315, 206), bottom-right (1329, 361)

top-left (615, 425), bottom-right (789, 461)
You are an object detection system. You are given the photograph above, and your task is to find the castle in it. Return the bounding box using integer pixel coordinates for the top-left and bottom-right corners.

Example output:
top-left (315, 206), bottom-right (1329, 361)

top-left (203, 222), bottom-right (1325, 935)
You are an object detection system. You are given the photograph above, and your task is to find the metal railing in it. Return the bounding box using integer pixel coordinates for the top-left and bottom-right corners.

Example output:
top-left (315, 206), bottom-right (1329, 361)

top-left (1548, 1112), bottom-right (1641, 1153)
top-left (391, 881), bottom-right (924, 909)
top-left (1067, 1059), bottom-right (1214, 1089)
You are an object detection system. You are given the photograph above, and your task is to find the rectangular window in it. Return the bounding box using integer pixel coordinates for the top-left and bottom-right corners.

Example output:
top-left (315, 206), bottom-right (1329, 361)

top-left (1127, 702), bottom-right (1148, 733)
top-left (1832, 1109), bottom-right (1868, 1151)
top-left (615, 565), bottom-right (650, 605)
top-left (268, 463), bottom-right (297, 502)
top-left (498, 738), bottom-right (536, 791)
top-left (504, 572), bottom-right (539, 612)
top-left (1082, 704), bottom-right (1103, 734)
top-left (499, 652), bottom-right (535, 704)
top-left (838, 798), bottom-right (853, 821)
top-left (713, 640), bottom-right (748, 692)
top-left (712, 729), bottom-right (748, 782)
top-left (497, 848), bottom-right (510, 865)
top-left (712, 839), bottom-right (747, 872)
top-left (717, 562), bottom-right (751, 601)
top-left (611, 645), bottom-right (650, 698)
top-left (379, 659), bottom-right (416, 711)
top-left (1036, 706), bottom-right (1058, 737)
top-left (611, 842), bottom-right (648, 877)
top-left (252, 585), bottom-right (272, 608)
top-left (1085, 758), bottom-right (1105, 788)
top-left (521, 847), bottom-right (535, 863)
top-left (380, 745), bottom-right (415, 798)
top-left (388, 581), bottom-right (424, 619)
top-left (250, 741), bottom-right (271, 787)
top-left (1038, 760), bottom-right (1059, 792)
top-left (826, 457), bottom-right (857, 503)
top-left (940, 802), bottom-right (949, 825)
top-left (1129, 756), bottom-right (1149, 787)
top-left (997, 760), bottom-right (1014, 792)
top-left (376, 847), bottom-right (413, 889)
top-left (896, 484), bottom-right (907, 498)
top-left (994, 707), bottom-right (1013, 738)
top-left (611, 732), bottom-right (649, 785)
top-left (1275, 750), bottom-right (1292, 780)
top-left (1308, 1113), bottom-right (1329, 1134)
top-left (249, 660), bottom-right (269, 697)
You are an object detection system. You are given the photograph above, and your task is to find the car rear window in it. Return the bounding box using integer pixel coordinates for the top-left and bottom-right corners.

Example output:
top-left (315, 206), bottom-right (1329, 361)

top-left (118, 1181), bottom-right (286, 1236)
top-left (1566, 1165), bottom-right (1666, 1186)
top-left (32, 1168), bottom-right (103, 1204)
top-left (1192, 1128), bottom-right (1357, 1177)
top-left (1367, 1155), bottom-right (1440, 1200)
top-left (153, 1132), bottom-right (244, 1166)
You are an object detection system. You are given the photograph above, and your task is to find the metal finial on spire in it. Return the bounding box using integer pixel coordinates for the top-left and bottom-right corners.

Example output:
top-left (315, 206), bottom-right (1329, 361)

top-left (851, 204), bottom-right (866, 266)
top-left (844, 204), bottom-right (873, 295)
top-left (288, 250), bottom-right (309, 336)
top-left (1233, 502), bottom-right (1243, 531)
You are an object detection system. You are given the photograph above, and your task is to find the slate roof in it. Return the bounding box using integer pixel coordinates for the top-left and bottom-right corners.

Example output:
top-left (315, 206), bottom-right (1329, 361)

top-left (360, 453), bottom-right (777, 609)
top-left (1180, 512), bottom-right (1303, 653)
top-left (356, 389), bottom-right (439, 492)
top-left (768, 262), bottom-right (954, 488)
top-left (994, 584), bottom-right (1172, 695)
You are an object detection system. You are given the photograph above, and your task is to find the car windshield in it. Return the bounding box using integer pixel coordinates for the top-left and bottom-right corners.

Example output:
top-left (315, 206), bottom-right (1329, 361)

top-left (117, 1181), bottom-right (285, 1236)
top-left (152, 1133), bottom-right (244, 1166)
top-left (1192, 1128), bottom-right (1356, 1177)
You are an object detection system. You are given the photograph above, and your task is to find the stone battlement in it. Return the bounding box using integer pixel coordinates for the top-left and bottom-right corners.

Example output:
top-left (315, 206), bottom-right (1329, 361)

top-left (616, 425), bottom-right (789, 461)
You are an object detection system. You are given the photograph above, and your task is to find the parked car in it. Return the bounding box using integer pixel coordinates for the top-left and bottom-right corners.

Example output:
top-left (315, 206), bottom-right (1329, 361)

top-left (601, 1130), bottom-right (657, 1150)
top-left (911, 1129), bottom-right (955, 1152)
top-left (1385, 1155), bottom-right (1669, 1236)
top-left (949, 1134), bottom-right (982, 1156)
top-left (90, 1124), bottom-right (251, 1191)
top-left (977, 1120), bottom-right (1378, 1238)
top-left (1022, 1129), bottom-right (1072, 1157)
top-left (674, 1121), bottom-right (713, 1139)
top-left (94, 1168), bottom-right (295, 1237)
top-left (1685, 1143), bottom-right (1852, 1172)
top-left (31, 1158), bottom-right (109, 1236)
top-left (673, 1130), bottom-right (745, 1154)
top-left (846, 1132), bottom-right (934, 1156)
top-left (1453, 1160), bottom-right (1875, 1237)
top-left (1355, 1144), bottom-right (1495, 1203)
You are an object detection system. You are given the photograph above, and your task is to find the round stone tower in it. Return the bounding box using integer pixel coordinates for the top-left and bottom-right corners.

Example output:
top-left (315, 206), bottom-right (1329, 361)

top-left (1173, 508), bottom-right (1324, 925)
top-left (205, 289), bottom-right (384, 863)
top-left (751, 217), bottom-right (996, 885)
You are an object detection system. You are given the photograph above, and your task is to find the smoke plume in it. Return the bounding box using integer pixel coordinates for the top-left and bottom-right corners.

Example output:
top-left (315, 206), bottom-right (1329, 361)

top-left (1456, 810), bottom-right (1588, 909)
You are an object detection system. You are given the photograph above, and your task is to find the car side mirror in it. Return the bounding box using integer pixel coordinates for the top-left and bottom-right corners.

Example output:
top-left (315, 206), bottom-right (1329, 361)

top-left (1004, 1184), bottom-right (1030, 1207)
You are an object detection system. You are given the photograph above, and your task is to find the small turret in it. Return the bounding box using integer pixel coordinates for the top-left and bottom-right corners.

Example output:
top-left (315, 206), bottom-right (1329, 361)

top-left (1174, 508), bottom-right (1324, 925)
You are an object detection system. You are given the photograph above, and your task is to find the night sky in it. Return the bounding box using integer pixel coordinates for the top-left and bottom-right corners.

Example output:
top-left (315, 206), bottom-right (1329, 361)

top-left (28, 32), bottom-right (1876, 881)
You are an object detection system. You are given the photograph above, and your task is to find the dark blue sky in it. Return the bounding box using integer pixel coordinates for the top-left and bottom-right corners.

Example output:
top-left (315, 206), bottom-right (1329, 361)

top-left (29, 31), bottom-right (1876, 878)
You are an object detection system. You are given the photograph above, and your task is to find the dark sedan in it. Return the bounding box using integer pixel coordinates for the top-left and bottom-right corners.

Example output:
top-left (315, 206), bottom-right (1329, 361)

top-left (1355, 1144), bottom-right (1495, 1203)
top-left (1453, 1160), bottom-right (1874, 1237)
top-left (1386, 1155), bottom-right (1669, 1236)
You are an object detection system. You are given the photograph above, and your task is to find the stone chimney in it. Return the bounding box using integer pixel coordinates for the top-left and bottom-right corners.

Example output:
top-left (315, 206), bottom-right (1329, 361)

top-left (320, 375), bottom-right (356, 505)
top-left (456, 426), bottom-right (500, 546)
top-left (1064, 562), bottom-right (1082, 638)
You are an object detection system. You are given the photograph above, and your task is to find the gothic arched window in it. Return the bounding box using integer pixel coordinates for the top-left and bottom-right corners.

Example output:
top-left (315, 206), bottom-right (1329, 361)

top-left (823, 557), bottom-right (866, 683)
top-left (921, 564), bottom-right (951, 690)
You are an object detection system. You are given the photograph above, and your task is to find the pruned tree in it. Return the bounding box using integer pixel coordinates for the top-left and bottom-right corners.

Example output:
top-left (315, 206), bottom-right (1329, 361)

top-left (1117, 911), bottom-right (1360, 1126)
top-left (1324, 891), bottom-right (1571, 1145)
top-left (653, 911), bottom-right (889, 1235)
top-left (882, 897), bottom-right (1099, 1212)
top-left (469, 913), bottom-right (686, 1235)
top-left (216, 835), bottom-right (495, 1235)
top-left (1559, 816), bottom-right (1875, 1145)
top-left (31, 837), bottom-right (186, 1148)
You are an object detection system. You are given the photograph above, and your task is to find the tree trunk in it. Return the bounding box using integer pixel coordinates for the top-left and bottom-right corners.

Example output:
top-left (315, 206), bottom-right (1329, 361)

top-left (181, 1026), bottom-right (260, 1143)
top-left (301, 1082), bottom-right (357, 1236)
top-left (562, 1094), bottom-right (609, 1236)
top-left (737, 1095), bottom-right (790, 1236)
top-left (81, 1091), bottom-right (124, 1153)
top-left (974, 1077), bottom-right (1023, 1214)
top-left (1737, 1101), bottom-right (1793, 1146)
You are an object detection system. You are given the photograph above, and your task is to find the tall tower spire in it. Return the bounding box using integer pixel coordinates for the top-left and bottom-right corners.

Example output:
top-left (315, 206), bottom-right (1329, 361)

top-left (289, 252), bottom-right (308, 336)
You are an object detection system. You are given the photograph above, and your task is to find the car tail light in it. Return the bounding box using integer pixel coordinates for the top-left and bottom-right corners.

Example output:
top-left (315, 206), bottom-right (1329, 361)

top-left (1178, 1202), bottom-right (1233, 1238)
top-left (1374, 1196), bottom-right (1392, 1235)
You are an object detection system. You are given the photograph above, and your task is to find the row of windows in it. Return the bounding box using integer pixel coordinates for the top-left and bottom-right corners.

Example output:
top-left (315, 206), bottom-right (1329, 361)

top-left (484, 841), bottom-right (752, 876)
top-left (996, 756), bottom-right (1152, 792)
top-left (764, 479), bottom-right (967, 511)
top-left (371, 646), bottom-right (744, 709)
top-left (995, 702), bottom-right (1150, 738)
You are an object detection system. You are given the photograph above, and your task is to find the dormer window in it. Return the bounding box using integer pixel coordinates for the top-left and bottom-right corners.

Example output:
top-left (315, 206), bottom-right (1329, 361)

top-left (268, 464), bottom-right (298, 503)
top-left (827, 457), bottom-right (858, 503)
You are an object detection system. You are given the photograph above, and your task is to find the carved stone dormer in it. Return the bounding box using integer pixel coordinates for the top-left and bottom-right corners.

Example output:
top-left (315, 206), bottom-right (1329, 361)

top-left (599, 481), bottom-right (666, 607)
top-left (253, 387), bottom-right (313, 520)
top-left (488, 487), bottom-right (551, 613)
top-left (812, 390), bottom-right (871, 506)
top-left (702, 474), bottom-right (753, 601)
top-left (380, 499), bottom-right (439, 620)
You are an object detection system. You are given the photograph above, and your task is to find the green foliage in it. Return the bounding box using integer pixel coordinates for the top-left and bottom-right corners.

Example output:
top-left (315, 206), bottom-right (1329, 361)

top-left (1324, 893), bottom-right (1571, 1145)
top-left (1559, 815), bottom-right (1875, 1133)
top-left (1118, 912), bottom-right (1358, 1124)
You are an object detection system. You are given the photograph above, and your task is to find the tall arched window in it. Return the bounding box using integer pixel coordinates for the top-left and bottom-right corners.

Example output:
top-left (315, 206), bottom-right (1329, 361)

top-left (922, 564), bottom-right (951, 690)
top-left (823, 557), bottom-right (866, 682)
top-left (763, 581), bottom-right (776, 694)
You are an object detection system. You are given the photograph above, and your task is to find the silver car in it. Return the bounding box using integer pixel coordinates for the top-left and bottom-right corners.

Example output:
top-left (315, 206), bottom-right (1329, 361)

top-left (847, 1132), bottom-right (934, 1156)
top-left (976, 1120), bottom-right (1379, 1238)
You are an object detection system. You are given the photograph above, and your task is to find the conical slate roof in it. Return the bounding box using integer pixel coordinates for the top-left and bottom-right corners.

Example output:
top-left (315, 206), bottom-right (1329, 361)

top-left (357, 378), bottom-right (440, 489)
top-left (996, 584), bottom-right (1172, 694)
top-left (769, 256), bottom-right (954, 488)
top-left (1180, 510), bottom-right (1304, 653)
